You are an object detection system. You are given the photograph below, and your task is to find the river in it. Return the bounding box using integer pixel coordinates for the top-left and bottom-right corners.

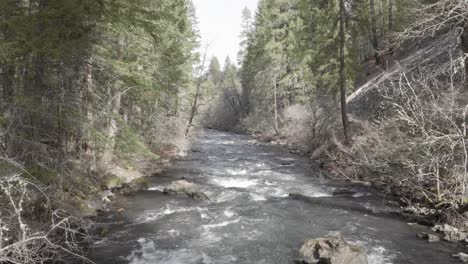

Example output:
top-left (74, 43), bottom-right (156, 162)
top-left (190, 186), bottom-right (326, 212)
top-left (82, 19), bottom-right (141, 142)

top-left (90, 129), bottom-right (458, 264)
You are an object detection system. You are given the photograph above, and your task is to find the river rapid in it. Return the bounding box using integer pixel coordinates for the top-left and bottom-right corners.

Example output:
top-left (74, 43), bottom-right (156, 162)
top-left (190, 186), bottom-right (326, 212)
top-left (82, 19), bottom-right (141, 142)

top-left (90, 129), bottom-right (459, 264)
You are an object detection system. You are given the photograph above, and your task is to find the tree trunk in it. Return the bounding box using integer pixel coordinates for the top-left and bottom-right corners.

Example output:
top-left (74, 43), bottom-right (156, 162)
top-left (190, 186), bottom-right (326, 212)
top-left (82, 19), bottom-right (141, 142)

top-left (185, 50), bottom-right (208, 136)
top-left (101, 91), bottom-right (121, 166)
top-left (340, 0), bottom-right (350, 145)
top-left (462, 23), bottom-right (468, 89)
top-left (370, 0), bottom-right (379, 63)
top-left (379, 0), bottom-right (385, 40)
top-left (1, 65), bottom-right (14, 105)
top-left (185, 81), bottom-right (201, 136)
top-left (388, 0), bottom-right (393, 31)
top-left (273, 76), bottom-right (279, 134)
top-left (101, 38), bottom-right (125, 167)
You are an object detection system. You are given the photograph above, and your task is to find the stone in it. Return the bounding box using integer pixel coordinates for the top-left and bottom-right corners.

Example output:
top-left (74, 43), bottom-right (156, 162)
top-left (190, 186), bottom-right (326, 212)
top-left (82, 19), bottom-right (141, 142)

top-left (452, 252), bottom-right (468, 263)
top-left (299, 233), bottom-right (368, 264)
top-left (128, 177), bottom-right (150, 191)
top-left (433, 224), bottom-right (468, 243)
top-left (101, 190), bottom-right (114, 203)
top-left (163, 180), bottom-right (209, 200)
top-left (190, 191), bottom-right (210, 200)
top-left (417, 232), bottom-right (440, 242)
top-left (164, 180), bottom-right (198, 194)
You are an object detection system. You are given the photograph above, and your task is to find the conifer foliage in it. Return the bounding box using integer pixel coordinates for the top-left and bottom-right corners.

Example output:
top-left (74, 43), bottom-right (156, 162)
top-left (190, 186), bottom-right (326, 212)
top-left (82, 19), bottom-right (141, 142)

top-left (240, 0), bottom-right (413, 136)
top-left (0, 1), bottom-right (199, 262)
top-left (0, 0), bottom-right (198, 175)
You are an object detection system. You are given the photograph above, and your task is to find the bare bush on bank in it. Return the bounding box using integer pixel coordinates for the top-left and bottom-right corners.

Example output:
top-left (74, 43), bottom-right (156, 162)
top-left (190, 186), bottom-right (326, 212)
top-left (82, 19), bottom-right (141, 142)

top-left (0, 159), bottom-right (93, 264)
top-left (322, 56), bottom-right (468, 209)
top-left (281, 103), bottom-right (338, 153)
top-left (394, 0), bottom-right (468, 44)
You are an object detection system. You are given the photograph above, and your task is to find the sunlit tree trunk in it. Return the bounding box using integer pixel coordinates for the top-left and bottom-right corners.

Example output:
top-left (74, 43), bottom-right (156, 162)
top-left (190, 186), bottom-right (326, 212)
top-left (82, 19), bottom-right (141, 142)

top-left (340, 0), bottom-right (350, 144)
top-left (388, 0), bottom-right (393, 31)
top-left (379, 0), bottom-right (385, 39)
top-left (186, 50), bottom-right (208, 137)
top-left (186, 80), bottom-right (202, 136)
top-left (273, 76), bottom-right (279, 134)
top-left (101, 38), bottom-right (125, 167)
top-left (370, 0), bottom-right (379, 63)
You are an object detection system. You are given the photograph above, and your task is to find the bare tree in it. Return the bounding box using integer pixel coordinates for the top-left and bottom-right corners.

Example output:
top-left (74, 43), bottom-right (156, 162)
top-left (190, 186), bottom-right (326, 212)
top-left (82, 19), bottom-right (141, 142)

top-left (186, 48), bottom-right (209, 137)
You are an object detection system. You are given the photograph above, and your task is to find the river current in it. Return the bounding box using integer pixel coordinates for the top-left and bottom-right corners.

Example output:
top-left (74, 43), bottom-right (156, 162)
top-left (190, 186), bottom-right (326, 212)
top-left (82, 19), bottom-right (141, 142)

top-left (90, 130), bottom-right (458, 264)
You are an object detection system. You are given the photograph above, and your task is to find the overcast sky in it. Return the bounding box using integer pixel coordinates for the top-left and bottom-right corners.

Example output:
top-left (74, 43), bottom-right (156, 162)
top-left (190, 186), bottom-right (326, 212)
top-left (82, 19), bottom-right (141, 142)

top-left (192, 0), bottom-right (259, 66)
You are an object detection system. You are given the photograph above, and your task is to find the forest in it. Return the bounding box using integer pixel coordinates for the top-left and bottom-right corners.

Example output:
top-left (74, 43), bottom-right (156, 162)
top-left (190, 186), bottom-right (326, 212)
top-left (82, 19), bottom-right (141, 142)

top-left (0, 0), bottom-right (467, 263)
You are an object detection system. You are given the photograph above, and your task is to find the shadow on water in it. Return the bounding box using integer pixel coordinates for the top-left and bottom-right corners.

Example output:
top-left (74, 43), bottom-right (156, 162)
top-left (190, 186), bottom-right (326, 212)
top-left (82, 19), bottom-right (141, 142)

top-left (89, 129), bottom-right (459, 264)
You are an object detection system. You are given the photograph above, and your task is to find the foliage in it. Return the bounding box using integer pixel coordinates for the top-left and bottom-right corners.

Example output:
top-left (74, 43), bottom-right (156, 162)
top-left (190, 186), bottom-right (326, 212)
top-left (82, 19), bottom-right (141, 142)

top-left (0, 1), bottom-right (199, 261)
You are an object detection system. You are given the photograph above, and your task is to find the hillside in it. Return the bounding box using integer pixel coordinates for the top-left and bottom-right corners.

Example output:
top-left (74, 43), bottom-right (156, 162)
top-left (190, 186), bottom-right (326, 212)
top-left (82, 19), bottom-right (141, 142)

top-left (348, 29), bottom-right (466, 119)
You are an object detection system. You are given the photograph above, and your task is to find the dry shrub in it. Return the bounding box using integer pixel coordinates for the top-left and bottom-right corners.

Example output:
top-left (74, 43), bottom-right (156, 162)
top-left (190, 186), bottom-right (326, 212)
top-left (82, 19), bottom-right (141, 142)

top-left (323, 61), bottom-right (468, 209)
top-left (146, 114), bottom-right (191, 156)
top-left (281, 104), bottom-right (338, 153)
top-left (242, 109), bottom-right (277, 137)
top-left (0, 173), bottom-right (92, 264)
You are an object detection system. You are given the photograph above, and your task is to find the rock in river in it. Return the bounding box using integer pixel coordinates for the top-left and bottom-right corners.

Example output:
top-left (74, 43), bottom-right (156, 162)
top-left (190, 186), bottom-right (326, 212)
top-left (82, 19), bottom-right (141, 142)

top-left (452, 252), bottom-right (468, 263)
top-left (432, 224), bottom-right (468, 243)
top-left (299, 233), bottom-right (368, 264)
top-left (417, 232), bottom-right (440, 243)
top-left (163, 180), bottom-right (209, 200)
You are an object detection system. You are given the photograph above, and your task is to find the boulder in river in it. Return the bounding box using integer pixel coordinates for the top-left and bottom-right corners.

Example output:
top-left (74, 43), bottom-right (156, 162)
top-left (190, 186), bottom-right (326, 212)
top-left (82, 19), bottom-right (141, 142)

top-left (416, 232), bottom-right (440, 242)
top-left (299, 233), bottom-right (368, 264)
top-left (452, 252), bottom-right (468, 263)
top-left (163, 180), bottom-right (209, 200)
top-left (432, 224), bottom-right (468, 243)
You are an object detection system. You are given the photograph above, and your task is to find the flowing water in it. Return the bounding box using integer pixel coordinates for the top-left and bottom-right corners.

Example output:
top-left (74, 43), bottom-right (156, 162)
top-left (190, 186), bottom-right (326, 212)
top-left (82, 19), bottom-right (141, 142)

top-left (91, 130), bottom-right (459, 264)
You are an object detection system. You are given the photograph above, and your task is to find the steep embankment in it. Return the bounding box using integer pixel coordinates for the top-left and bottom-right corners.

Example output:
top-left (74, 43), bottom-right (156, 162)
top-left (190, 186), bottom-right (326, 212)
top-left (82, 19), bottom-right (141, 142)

top-left (323, 28), bottom-right (468, 247)
top-left (347, 29), bottom-right (465, 119)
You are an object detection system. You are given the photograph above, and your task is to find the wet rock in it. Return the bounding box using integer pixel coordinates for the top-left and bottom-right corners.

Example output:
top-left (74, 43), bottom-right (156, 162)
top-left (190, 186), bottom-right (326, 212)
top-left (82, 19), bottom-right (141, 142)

top-left (417, 232), bottom-right (440, 242)
top-left (163, 180), bottom-right (209, 200)
top-left (452, 252), bottom-right (468, 263)
top-left (128, 177), bottom-right (150, 192)
top-left (189, 191), bottom-right (210, 200)
top-left (332, 188), bottom-right (357, 197)
top-left (299, 233), bottom-right (368, 264)
top-left (101, 190), bottom-right (114, 203)
top-left (117, 208), bottom-right (125, 213)
top-left (164, 180), bottom-right (198, 194)
top-left (432, 224), bottom-right (468, 243)
top-left (96, 226), bottom-right (110, 237)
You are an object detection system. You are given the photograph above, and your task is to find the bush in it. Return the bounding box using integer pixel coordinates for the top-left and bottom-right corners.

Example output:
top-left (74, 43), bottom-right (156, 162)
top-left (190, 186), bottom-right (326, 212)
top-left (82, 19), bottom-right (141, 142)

top-left (281, 103), bottom-right (338, 153)
top-left (0, 174), bottom-right (92, 264)
top-left (322, 62), bottom-right (468, 209)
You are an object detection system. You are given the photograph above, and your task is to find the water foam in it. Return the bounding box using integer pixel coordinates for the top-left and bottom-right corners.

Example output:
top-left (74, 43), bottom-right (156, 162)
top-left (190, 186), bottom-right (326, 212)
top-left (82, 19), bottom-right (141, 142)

top-left (367, 246), bottom-right (396, 264)
top-left (215, 189), bottom-right (243, 202)
top-left (127, 238), bottom-right (206, 264)
top-left (202, 218), bottom-right (240, 230)
top-left (212, 178), bottom-right (258, 188)
top-left (148, 186), bottom-right (164, 191)
top-left (250, 193), bottom-right (267, 201)
top-left (226, 169), bottom-right (247, 175)
top-left (223, 209), bottom-right (236, 218)
top-left (136, 205), bottom-right (192, 223)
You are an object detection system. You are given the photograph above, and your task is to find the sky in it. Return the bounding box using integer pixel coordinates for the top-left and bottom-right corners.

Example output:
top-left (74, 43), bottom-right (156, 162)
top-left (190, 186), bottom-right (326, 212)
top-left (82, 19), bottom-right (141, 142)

top-left (192, 0), bottom-right (259, 66)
